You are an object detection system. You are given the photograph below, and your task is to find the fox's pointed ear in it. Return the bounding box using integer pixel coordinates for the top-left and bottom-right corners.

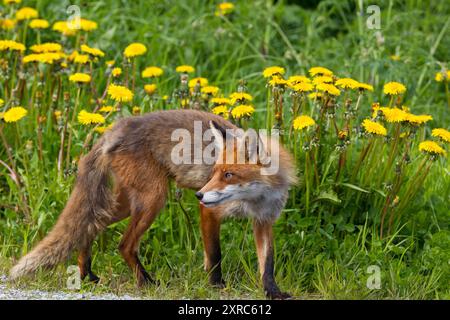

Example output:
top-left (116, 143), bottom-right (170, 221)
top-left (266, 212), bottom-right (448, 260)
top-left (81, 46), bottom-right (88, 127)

top-left (209, 120), bottom-right (226, 150)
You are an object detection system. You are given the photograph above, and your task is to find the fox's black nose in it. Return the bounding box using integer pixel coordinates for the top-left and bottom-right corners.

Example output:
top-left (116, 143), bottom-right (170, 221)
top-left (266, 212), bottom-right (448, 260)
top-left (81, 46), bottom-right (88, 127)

top-left (195, 192), bottom-right (203, 200)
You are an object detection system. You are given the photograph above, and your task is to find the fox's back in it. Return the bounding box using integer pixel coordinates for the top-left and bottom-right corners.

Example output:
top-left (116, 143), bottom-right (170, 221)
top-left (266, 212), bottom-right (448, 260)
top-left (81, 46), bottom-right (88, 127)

top-left (102, 110), bottom-right (236, 189)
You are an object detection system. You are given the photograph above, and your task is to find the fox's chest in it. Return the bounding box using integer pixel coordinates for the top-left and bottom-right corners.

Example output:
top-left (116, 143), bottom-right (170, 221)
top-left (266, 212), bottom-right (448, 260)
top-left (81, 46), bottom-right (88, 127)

top-left (217, 197), bottom-right (284, 222)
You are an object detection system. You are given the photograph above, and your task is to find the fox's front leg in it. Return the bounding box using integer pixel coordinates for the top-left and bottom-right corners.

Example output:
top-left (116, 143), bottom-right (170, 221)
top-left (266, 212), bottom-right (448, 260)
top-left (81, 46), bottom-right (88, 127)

top-left (253, 220), bottom-right (291, 299)
top-left (199, 204), bottom-right (225, 288)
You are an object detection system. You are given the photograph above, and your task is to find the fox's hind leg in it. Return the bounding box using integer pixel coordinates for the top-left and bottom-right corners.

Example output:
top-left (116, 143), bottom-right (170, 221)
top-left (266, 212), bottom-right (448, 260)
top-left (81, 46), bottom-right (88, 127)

top-left (78, 187), bottom-right (131, 283)
top-left (78, 247), bottom-right (99, 283)
top-left (118, 184), bottom-right (167, 287)
top-left (200, 204), bottom-right (225, 288)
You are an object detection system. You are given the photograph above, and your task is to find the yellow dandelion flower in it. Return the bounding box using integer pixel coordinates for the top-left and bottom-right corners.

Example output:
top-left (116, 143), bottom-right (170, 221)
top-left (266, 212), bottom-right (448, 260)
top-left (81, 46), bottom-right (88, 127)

top-left (308, 92), bottom-right (322, 99)
top-left (77, 110), bottom-right (105, 125)
top-left (263, 66), bottom-right (285, 78)
top-left (211, 97), bottom-right (231, 105)
top-left (335, 78), bottom-right (359, 89)
top-left (80, 44), bottom-right (105, 57)
top-left (144, 84), bottom-right (157, 95)
top-left (132, 106), bottom-right (141, 115)
top-left (292, 82), bottom-right (314, 93)
top-left (435, 70), bottom-right (449, 82)
top-left (29, 19), bottom-right (49, 29)
top-left (268, 76), bottom-right (288, 87)
top-left (68, 72), bottom-right (91, 83)
top-left (1, 19), bottom-right (17, 30)
top-left (69, 73), bottom-right (91, 83)
top-left (3, 106), bottom-right (27, 123)
top-left (94, 126), bottom-right (107, 134)
top-left (74, 54), bottom-right (90, 64)
top-left (108, 84), bottom-right (133, 102)
top-left (175, 65), bottom-right (195, 73)
top-left (293, 115), bottom-right (316, 130)
top-left (287, 75), bottom-right (311, 86)
top-left (0, 40), bottom-right (26, 52)
top-left (79, 19), bottom-right (98, 32)
top-left (215, 2), bottom-right (235, 16)
top-left (106, 60), bottom-right (115, 67)
top-left (188, 77), bottom-right (208, 88)
top-left (0, 98), bottom-right (4, 106)
top-left (356, 82), bottom-right (374, 92)
top-left (112, 67), bottom-right (122, 77)
top-left (230, 92), bottom-right (253, 104)
top-left (316, 83), bottom-right (340, 96)
top-left (202, 86), bottom-right (219, 95)
top-left (390, 55), bottom-right (401, 61)
top-left (312, 76), bottom-right (333, 85)
top-left (142, 66), bottom-right (164, 78)
top-left (181, 99), bottom-right (190, 108)
top-left (338, 130), bottom-right (348, 140)
top-left (212, 105), bottom-right (228, 116)
top-left (309, 66), bottom-right (333, 77)
top-left (54, 110), bottom-right (62, 120)
top-left (383, 81), bottom-right (406, 95)
top-left (362, 119), bottom-right (387, 136)
top-left (67, 50), bottom-right (80, 62)
top-left (4, 0), bottom-right (22, 4)
top-left (431, 128), bottom-right (450, 143)
top-left (94, 123), bottom-right (113, 134)
top-left (99, 106), bottom-right (115, 113)
top-left (231, 104), bottom-right (255, 119)
top-left (16, 7), bottom-right (38, 21)
top-left (124, 43), bottom-right (147, 58)
top-left (22, 53), bottom-right (59, 64)
top-left (53, 21), bottom-right (77, 36)
top-left (30, 42), bottom-right (62, 53)
top-left (419, 141), bottom-right (446, 156)
top-left (379, 107), bottom-right (408, 123)
top-left (405, 113), bottom-right (432, 125)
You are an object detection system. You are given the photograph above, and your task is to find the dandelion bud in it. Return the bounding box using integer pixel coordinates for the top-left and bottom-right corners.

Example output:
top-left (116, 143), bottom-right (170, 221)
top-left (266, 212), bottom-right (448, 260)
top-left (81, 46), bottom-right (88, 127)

top-left (275, 112), bottom-right (281, 121)
top-left (25, 140), bottom-right (33, 152)
top-left (237, 80), bottom-right (247, 93)
top-left (180, 74), bottom-right (188, 86)
top-left (64, 91), bottom-right (70, 102)
top-left (392, 196), bottom-right (400, 207)
top-left (338, 130), bottom-right (348, 140)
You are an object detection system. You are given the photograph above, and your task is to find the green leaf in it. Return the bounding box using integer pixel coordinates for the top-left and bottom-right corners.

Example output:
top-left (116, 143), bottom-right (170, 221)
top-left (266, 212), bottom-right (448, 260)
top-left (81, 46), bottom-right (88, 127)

top-left (339, 183), bottom-right (370, 193)
top-left (315, 190), bottom-right (341, 204)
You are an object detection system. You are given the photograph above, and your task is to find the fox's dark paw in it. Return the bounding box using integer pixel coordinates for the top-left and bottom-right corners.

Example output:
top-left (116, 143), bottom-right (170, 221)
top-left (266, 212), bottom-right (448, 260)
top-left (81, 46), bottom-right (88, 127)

top-left (266, 290), bottom-right (292, 300)
top-left (210, 278), bottom-right (226, 289)
top-left (137, 271), bottom-right (157, 288)
top-left (88, 273), bottom-right (100, 284)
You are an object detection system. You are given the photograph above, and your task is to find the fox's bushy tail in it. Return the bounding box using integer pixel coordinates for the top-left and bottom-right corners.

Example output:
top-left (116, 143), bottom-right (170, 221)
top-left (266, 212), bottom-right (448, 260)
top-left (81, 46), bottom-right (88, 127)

top-left (10, 143), bottom-right (115, 280)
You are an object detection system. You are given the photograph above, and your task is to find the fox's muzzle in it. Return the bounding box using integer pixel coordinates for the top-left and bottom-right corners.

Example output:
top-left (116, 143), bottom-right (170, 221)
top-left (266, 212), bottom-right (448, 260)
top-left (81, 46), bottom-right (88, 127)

top-left (195, 192), bottom-right (204, 200)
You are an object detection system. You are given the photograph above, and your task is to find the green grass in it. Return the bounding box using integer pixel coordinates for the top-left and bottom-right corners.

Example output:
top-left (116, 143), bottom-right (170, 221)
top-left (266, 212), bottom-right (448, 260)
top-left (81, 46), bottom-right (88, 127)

top-left (0, 0), bottom-right (449, 299)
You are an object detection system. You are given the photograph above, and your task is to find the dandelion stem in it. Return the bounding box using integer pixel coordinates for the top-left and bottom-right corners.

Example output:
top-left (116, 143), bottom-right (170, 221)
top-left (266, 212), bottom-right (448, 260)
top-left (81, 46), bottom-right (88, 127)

top-left (65, 86), bottom-right (82, 170)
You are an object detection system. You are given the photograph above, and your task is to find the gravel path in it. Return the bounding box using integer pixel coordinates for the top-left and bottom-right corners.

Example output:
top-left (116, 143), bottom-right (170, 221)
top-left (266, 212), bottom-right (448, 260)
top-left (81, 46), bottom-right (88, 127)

top-left (0, 275), bottom-right (137, 300)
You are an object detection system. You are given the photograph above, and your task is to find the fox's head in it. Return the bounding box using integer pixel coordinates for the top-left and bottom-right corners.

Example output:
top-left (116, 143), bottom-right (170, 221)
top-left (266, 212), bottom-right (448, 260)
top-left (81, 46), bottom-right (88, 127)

top-left (196, 121), bottom-right (294, 209)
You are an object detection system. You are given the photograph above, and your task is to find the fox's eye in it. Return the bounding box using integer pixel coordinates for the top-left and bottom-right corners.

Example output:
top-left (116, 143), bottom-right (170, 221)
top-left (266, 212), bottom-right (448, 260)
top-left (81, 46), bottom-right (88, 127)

top-left (224, 172), bottom-right (233, 179)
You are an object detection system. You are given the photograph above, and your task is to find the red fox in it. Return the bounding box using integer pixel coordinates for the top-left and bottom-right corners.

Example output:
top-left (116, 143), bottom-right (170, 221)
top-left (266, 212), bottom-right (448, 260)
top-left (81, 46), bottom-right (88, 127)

top-left (10, 109), bottom-right (297, 299)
